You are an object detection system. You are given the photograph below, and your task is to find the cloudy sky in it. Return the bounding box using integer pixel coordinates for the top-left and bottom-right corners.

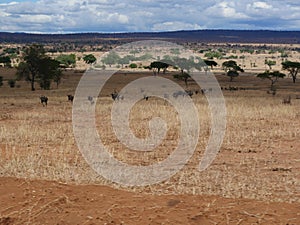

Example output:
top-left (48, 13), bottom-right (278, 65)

top-left (0, 0), bottom-right (299, 33)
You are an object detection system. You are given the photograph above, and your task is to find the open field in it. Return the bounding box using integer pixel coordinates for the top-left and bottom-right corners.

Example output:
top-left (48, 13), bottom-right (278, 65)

top-left (1, 66), bottom-right (300, 224)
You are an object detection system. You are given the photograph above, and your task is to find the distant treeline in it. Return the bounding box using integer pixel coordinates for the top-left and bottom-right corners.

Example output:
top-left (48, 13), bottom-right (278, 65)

top-left (0, 30), bottom-right (299, 44)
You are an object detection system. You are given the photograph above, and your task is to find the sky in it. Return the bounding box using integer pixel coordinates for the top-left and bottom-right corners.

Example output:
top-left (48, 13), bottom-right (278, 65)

top-left (0, 0), bottom-right (299, 33)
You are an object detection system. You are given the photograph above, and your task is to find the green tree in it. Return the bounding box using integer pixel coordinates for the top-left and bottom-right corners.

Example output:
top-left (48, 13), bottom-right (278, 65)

top-left (83, 54), bottom-right (97, 64)
top-left (117, 56), bottom-right (131, 68)
top-left (265, 59), bottom-right (276, 70)
top-left (39, 58), bottom-right (61, 90)
top-left (173, 72), bottom-right (191, 87)
top-left (129, 63), bottom-right (137, 69)
top-left (16, 44), bottom-right (61, 91)
top-left (56, 54), bottom-right (76, 68)
top-left (222, 60), bottom-right (244, 81)
top-left (149, 61), bottom-right (169, 74)
top-left (257, 71), bottom-right (285, 91)
top-left (171, 57), bottom-right (198, 87)
top-left (101, 51), bottom-right (120, 66)
top-left (282, 61), bottom-right (300, 83)
top-left (204, 51), bottom-right (223, 59)
top-left (16, 44), bottom-right (45, 91)
top-left (0, 56), bottom-right (11, 67)
top-left (204, 60), bottom-right (218, 69)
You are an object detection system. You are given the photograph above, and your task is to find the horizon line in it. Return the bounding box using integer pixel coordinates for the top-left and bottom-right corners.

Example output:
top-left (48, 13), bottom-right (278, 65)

top-left (1, 29), bottom-right (300, 35)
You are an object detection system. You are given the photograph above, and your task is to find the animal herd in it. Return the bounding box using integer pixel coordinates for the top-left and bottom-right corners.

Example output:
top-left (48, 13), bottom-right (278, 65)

top-left (39, 87), bottom-right (294, 106)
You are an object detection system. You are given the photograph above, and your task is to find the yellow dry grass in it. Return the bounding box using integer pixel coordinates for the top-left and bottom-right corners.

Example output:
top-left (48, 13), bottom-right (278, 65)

top-left (0, 69), bottom-right (300, 204)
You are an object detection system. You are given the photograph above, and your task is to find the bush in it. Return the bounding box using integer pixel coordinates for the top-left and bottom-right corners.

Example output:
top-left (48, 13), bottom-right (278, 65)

top-left (8, 79), bottom-right (16, 88)
top-left (129, 63), bottom-right (137, 69)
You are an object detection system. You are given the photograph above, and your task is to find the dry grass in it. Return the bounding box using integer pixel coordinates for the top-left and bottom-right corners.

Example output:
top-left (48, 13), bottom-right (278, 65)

top-left (0, 68), bottom-right (300, 204)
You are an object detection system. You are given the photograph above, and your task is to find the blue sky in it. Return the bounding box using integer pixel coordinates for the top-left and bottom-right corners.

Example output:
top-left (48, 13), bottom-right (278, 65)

top-left (0, 0), bottom-right (299, 33)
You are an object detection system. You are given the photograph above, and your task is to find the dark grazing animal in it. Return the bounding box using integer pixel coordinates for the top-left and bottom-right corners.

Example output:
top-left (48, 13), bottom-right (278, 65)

top-left (282, 96), bottom-right (291, 104)
top-left (40, 96), bottom-right (48, 107)
top-left (185, 90), bottom-right (193, 97)
top-left (88, 96), bottom-right (94, 105)
top-left (111, 91), bottom-right (124, 101)
top-left (67, 94), bottom-right (74, 102)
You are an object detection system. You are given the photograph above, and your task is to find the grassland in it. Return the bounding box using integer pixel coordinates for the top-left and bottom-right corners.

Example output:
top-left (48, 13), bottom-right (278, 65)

top-left (1, 66), bottom-right (299, 203)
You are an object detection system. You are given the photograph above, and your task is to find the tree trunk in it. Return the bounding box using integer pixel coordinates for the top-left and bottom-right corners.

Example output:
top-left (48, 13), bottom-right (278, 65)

top-left (31, 78), bottom-right (35, 91)
top-left (292, 76), bottom-right (296, 83)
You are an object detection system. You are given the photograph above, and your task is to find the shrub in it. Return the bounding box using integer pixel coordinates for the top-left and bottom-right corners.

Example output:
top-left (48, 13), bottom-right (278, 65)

top-left (129, 63), bottom-right (137, 69)
top-left (8, 79), bottom-right (16, 88)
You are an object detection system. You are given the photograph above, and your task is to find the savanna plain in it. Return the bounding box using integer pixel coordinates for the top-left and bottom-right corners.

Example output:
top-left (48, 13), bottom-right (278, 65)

top-left (0, 43), bottom-right (300, 225)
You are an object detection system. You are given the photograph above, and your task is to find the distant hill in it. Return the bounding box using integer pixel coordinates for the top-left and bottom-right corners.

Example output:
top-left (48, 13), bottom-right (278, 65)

top-left (0, 30), bottom-right (299, 44)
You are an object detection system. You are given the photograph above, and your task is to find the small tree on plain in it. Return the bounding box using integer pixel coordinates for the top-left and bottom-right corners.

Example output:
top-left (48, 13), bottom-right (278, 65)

top-left (222, 60), bottom-right (244, 82)
top-left (83, 54), bottom-right (97, 64)
top-left (257, 71), bottom-right (285, 91)
top-left (265, 59), bottom-right (276, 70)
top-left (282, 61), bottom-right (300, 83)
top-left (16, 44), bottom-right (61, 91)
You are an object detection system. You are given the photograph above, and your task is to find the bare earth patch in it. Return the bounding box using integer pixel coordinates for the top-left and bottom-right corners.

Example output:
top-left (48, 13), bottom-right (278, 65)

top-left (0, 177), bottom-right (300, 225)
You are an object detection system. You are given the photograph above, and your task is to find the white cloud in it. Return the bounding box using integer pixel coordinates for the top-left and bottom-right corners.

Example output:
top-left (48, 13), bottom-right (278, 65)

top-left (252, 1), bottom-right (272, 9)
top-left (205, 1), bottom-right (248, 19)
top-left (152, 21), bottom-right (203, 31)
top-left (0, 0), bottom-right (299, 33)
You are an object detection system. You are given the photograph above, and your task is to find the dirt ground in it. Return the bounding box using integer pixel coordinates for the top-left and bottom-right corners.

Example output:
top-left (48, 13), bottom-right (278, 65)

top-left (0, 177), bottom-right (300, 225)
top-left (1, 66), bottom-right (300, 224)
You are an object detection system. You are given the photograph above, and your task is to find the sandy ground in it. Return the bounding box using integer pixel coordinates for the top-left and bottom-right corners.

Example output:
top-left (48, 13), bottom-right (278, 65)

top-left (1, 177), bottom-right (300, 225)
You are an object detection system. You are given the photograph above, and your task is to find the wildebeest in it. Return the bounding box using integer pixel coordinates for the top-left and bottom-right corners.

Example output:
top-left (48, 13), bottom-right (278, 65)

top-left (40, 95), bottom-right (48, 107)
top-left (88, 96), bottom-right (94, 105)
top-left (185, 90), bottom-right (193, 97)
top-left (144, 95), bottom-right (149, 101)
top-left (67, 94), bottom-right (74, 102)
top-left (282, 96), bottom-right (291, 104)
top-left (111, 91), bottom-right (124, 101)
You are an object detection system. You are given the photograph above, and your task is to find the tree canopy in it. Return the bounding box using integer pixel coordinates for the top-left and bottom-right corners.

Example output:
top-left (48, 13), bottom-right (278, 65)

top-left (265, 59), bottom-right (276, 70)
top-left (257, 70), bottom-right (285, 91)
top-left (149, 61), bottom-right (169, 74)
top-left (222, 60), bottom-right (244, 81)
top-left (282, 61), bottom-right (300, 83)
top-left (16, 44), bottom-right (61, 91)
top-left (83, 54), bottom-right (97, 64)
top-left (101, 51), bottom-right (120, 66)
top-left (0, 56), bottom-right (11, 67)
top-left (56, 54), bottom-right (76, 68)
top-left (204, 59), bottom-right (218, 69)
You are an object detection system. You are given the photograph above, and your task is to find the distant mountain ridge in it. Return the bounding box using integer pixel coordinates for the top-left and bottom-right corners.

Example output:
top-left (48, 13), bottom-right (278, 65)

top-left (0, 30), bottom-right (299, 44)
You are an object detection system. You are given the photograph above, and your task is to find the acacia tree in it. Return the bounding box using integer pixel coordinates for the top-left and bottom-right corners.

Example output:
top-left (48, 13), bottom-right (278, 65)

top-left (222, 60), bottom-right (244, 81)
top-left (83, 54), bottom-right (97, 64)
top-left (149, 61), bottom-right (169, 74)
top-left (39, 58), bottom-right (62, 89)
top-left (265, 59), bottom-right (276, 70)
top-left (101, 51), bottom-right (120, 66)
top-left (257, 71), bottom-right (285, 91)
top-left (16, 44), bottom-right (61, 91)
top-left (282, 61), bottom-right (300, 83)
top-left (0, 56), bottom-right (11, 67)
top-left (172, 57), bottom-right (196, 87)
top-left (204, 59), bottom-right (218, 69)
top-left (56, 54), bottom-right (76, 68)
